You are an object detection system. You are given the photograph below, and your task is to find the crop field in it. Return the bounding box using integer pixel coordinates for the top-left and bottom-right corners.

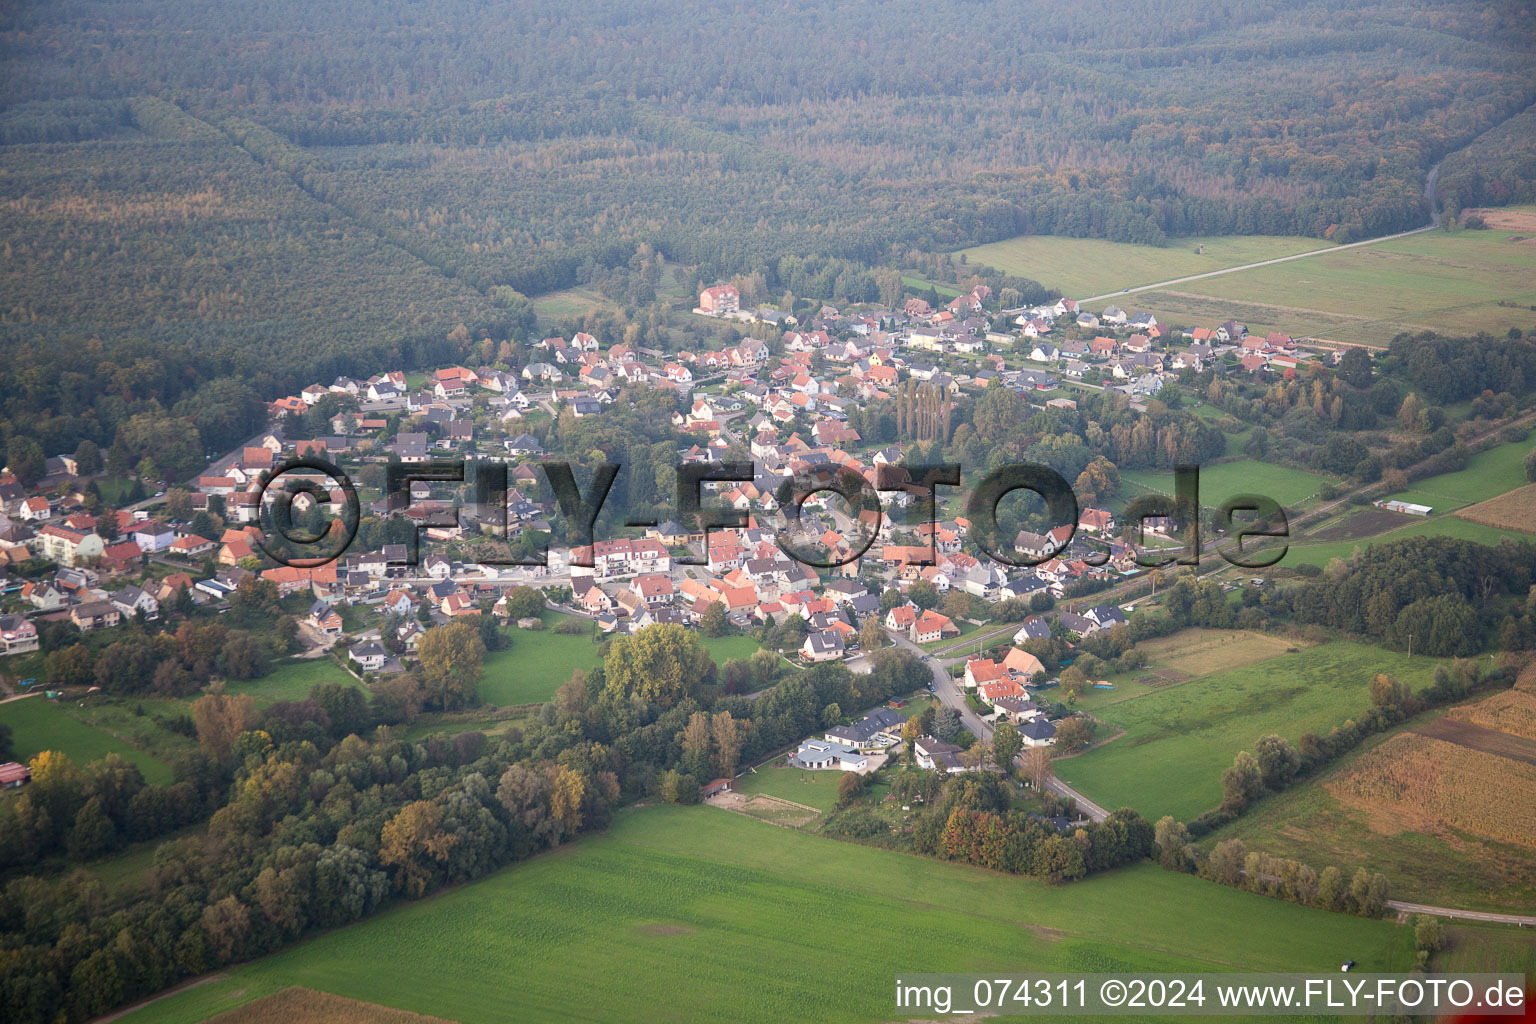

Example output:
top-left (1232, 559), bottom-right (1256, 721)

top-left (1213, 741), bottom-right (1536, 912)
top-left (955, 234), bottom-right (1330, 299)
top-left (1436, 924), bottom-right (1536, 976)
top-left (0, 696), bottom-right (174, 784)
top-left (1054, 642), bottom-right (1445, 822)
top-left (1455, 483), bottom-right (1536, 535)
top-left (1326, 733), bottom-right (1536, 851)
top-left (125, 806), bottom-right (1415, 1024)
top-left (1444, 688), bottom-right (1536, 742)
top-left (1120, 460), bottom-right (1333, 513)
top-left (1110, 219), bottom-right (1536, 347)
top-left (206, 988), bottom-right (454, 1024)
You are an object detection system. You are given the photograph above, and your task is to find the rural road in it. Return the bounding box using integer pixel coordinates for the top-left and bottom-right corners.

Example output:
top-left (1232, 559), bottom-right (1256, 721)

top-left (887, 631), bottom-right (1110, 823)
top-left (1386, 901), bottom-right (1536, 927)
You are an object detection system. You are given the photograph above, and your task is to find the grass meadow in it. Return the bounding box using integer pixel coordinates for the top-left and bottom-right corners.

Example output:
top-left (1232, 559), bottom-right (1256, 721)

top-left (955, 234), bottom-right (1330, 299)
top-left (1286, 511), bottom-right (1529, 569)
top-left (1118, 219), bottom-right (1536, 346)
top-left (123, 805), bottom-right (1415, 1024)
top-left (1120, 459), bottom-right (1334, 511)
top-left (0, 696), bottom-right (175, 784)
top-left (479, 618), bottom-right (761, 706)
top-left (225, 657), bottom-right (365, 706)
top-left (1054, 641), bottom-right (1446, 823)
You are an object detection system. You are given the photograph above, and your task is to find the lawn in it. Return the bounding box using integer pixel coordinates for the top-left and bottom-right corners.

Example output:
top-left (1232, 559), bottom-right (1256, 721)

top-left (1120, 221), bottom-right (1536, 347)
top-left (699, 633), bottom-right (761, 666)
top-left (479, 621), bottom-right (763, 708)
top-left (0, 696), bottom-right (174, 784)
top-left (955, 234), bottom-right (1330, 299)
top-left (732, 764), bottom-right (845, 811)
top-left (1121, 459), bottom-right (1333, 512)
top-left (125, 805), bottom-right (1415, 1024)
top-left (1054, 641), bottom-right (1447, 823)
top-left (1210, 720), bottom-right (1536, 914)
top-left (479, 622), bottom-right (603, 706)
top-left (225, 657), bottom-right (365, 706)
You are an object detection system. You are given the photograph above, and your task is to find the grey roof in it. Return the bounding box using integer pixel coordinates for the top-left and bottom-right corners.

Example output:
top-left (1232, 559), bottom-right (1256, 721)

top-left (825, 707), bottom-right (902, 743)
top-left (1019, 719), bottom-right (1058, 741)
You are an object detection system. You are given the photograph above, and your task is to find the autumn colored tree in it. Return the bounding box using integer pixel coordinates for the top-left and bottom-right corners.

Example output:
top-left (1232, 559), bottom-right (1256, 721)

top-left (1023, 744), bottom-right (1053, 792)
top-left (602, 623), bottom-right (714, 709)
top-left (711, 711), bottom-right (746, 777)
top-left (548, 765), bottom-right (587, 837)
top-left (191, 692), bottom-right (255, 762)
top-left (379, 799), bottom-right (457, 897)
top-left (415, 621), bottom-right (486, 709)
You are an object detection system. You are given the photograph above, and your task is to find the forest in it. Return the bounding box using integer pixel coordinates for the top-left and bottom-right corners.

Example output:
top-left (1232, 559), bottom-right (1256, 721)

top-left (2, 0), bottom-right (1534, 463)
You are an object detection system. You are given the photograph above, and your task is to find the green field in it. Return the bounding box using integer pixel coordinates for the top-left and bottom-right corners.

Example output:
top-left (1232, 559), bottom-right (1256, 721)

top-left (1122, 460), bottom-right (1333, 511)
top-left (1116, 219), bottom-right (1536, 347)
top-left (1382, 431), bottom-right (1534, 512)
top-left (1054, 641), bottom-right (1446, 823)
top-left (531, 285), bottom-right (614, 320)
top-left (225, 657), bottom-right (365, 706)
top-left (733, 764), bottom-right (847, 811)
top-left (125, 805), bottom-right (1415, 1024)
top-left (0, 696), bottom-right (174, 784)
top-left (700, 633), bottom-right (762, 665)
top-left (1210, 726), bottom-right (1536, 913)
top-left (1286, 513), bottom-right (1529, 569)
top-left (480, 621), bottom-right (761, 707)
top-left (956, 234), bottom-right (1331, 299)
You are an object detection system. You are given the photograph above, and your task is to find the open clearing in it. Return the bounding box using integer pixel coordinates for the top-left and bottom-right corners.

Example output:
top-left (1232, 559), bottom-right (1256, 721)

top-left (480, 619), bottom-right (760, 707)
top-left (1106, 217), bottom-right (1536, 346)
top-left (1131, 628), bottom-right (1298, 681)
top-left (124, 805), bottom-right (1414, 1024)
top-left (955, 234), bottom-right (1330, 299)
top-left (226, 658), bottom-right (365, 706)
top-left (733, 764), bottom-right (846, 812)
top-left (1455, 483), bottom-right (1536, 535)
top-left (0, 696), bottom-right (174, 784)
top-left (1121, 460), bottom-right (1333, 512)
top-left (1054, 641), bottom-right (1445, 822)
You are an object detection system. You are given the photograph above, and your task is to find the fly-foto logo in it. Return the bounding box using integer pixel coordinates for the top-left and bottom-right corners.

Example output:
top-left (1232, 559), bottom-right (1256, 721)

top-left (253, 457), bottom-right (1290, 571)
